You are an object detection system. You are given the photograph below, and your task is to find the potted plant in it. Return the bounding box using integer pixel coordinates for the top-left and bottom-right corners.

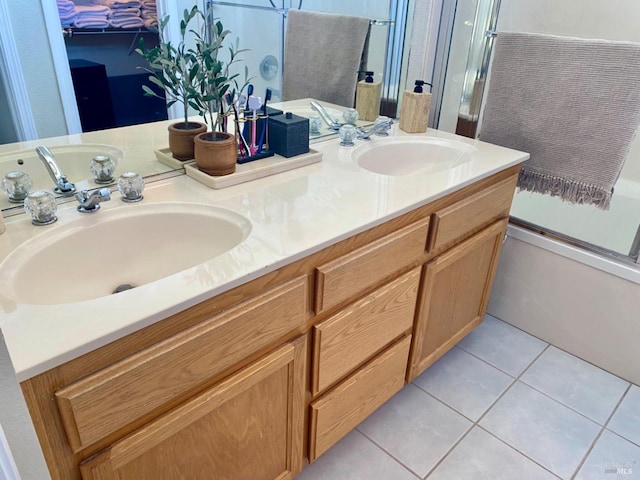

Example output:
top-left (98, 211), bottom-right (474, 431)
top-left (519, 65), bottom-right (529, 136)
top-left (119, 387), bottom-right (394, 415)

top-left (136, 6), bottom-right (206, 160)
top-left (191, 10), bottom-right (250, 176)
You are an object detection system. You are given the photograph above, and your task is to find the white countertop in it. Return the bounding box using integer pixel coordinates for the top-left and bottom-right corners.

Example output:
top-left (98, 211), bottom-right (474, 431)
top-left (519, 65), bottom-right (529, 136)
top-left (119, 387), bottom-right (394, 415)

top-left (0, 121), bottom-right (528, 381)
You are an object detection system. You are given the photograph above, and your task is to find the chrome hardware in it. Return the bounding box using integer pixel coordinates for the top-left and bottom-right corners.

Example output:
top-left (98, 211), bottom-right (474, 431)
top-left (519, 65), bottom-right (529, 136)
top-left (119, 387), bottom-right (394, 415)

top-left (35, 146), bottom-right (76, 195)
top-left (356, 118), bottom-right (393, 140)
top-left (75, 188), bottom-right (111, 213)
top-left (310, 101), bottom-right (342, 131)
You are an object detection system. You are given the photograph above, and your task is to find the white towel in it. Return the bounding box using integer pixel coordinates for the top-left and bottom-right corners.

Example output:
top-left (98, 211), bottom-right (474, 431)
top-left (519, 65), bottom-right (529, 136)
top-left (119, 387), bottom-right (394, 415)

top-left (480, 32), bottom-right (640, 209)
top-left (108, 8), bottom-right (141, 18)
top-left (283, 10), bottom-right (370, 107)
top-left (110, 16), bottom-right (144, 28)
top-left (94, 0), bottom-right (142, 8)
top-left (73, 17), bottom-right (110, 28)
top-left (74, 5), bottom-right (110, 15)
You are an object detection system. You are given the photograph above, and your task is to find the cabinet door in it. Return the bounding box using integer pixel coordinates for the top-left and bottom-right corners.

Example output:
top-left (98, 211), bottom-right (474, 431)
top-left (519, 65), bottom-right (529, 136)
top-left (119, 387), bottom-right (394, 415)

top-left (79, 336), bottom-right (306, 480)
top-left (407, 219), bottom-right (507, 382)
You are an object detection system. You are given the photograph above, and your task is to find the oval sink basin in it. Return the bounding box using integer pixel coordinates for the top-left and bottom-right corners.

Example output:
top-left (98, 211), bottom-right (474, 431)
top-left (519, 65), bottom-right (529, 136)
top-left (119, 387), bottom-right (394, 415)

top-left (0, 203), bottom-right (251, 305)
top-left (352, 137), bottom-right (478, 176)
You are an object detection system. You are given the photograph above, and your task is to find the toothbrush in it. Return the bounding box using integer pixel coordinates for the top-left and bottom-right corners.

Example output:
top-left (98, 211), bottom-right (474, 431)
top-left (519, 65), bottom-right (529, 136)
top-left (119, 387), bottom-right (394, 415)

top-left (248, 95), bottom-right (262, 156)
top-left (226, 93), bottom-right (250, 157)
top-left (258, 89), bottom-right (272, 153)
top-left (242, 84), bottom-right (254, 140)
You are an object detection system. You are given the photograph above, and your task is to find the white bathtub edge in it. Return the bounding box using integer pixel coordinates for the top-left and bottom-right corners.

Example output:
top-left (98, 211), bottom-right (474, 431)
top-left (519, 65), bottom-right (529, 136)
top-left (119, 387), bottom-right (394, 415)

top-left (506, 224), bottom-right (640, 285)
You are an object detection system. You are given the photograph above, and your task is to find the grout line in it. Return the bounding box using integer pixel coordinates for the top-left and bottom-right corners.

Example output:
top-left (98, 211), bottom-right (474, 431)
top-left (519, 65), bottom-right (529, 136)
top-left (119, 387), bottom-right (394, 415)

top-left (477, 425), bottom-right (563, 479)
top-left (353, 419), bottom-right (423, 479)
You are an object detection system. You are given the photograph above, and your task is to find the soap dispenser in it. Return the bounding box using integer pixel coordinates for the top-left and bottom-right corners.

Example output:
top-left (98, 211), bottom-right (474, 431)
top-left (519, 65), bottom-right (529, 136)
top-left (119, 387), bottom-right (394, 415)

top-left (399, 80), bottom-right (432, 133)
top-left (355, 71), bottom-right (382, 122)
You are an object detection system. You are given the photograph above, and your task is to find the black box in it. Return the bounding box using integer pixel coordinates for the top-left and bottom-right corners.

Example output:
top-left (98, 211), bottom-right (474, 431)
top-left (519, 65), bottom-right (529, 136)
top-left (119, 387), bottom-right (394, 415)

top-left (268, 112), bottom-right (309, 158)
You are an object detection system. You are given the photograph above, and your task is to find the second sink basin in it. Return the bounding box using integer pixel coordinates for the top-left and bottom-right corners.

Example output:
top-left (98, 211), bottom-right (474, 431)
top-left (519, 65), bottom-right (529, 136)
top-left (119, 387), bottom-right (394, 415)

top-left (352, 137), bottom-right (477, 176)
top-left (0, 202), bottom-right (251, 305)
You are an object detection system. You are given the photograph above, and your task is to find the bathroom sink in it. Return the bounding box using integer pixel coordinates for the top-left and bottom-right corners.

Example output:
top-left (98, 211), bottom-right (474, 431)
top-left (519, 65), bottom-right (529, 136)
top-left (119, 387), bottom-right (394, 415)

top-left (0, 202), bottom-right (251, 305)
top-left (352, 137), bottom-right (477, 176)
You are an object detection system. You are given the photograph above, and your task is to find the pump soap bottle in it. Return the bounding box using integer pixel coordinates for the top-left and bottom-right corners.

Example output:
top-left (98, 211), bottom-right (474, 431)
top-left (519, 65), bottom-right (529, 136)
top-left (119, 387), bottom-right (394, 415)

top-left (399, 80), bottom-right (432, 133)
top-left (355, 71), bottom-right (382, 122)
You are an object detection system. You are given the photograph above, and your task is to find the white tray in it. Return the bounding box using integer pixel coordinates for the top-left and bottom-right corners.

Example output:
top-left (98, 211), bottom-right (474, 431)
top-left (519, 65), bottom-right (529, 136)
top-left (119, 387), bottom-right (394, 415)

top-left (184, 149), bottom-right (322, 189)
top-left (154, 148), bottom-right (196, 169)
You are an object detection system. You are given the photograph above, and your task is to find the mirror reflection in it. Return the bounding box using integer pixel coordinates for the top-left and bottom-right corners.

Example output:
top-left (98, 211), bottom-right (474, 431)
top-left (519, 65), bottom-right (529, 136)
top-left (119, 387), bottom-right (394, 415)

top-left (0, 0), bottom-right (414, 213)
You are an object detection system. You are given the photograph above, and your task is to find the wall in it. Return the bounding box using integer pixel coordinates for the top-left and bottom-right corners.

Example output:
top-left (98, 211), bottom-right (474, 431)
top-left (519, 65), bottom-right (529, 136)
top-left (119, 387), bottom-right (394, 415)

top-left (6, 0), bottom-right (67, 139)
top-left (0, 75), bottom-right (18, 145)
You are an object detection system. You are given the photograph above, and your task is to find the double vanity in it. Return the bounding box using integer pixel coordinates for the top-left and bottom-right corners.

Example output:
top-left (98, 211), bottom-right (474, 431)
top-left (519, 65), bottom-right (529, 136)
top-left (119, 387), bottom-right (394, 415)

top-left (0, 115), bottom-right (527, 479)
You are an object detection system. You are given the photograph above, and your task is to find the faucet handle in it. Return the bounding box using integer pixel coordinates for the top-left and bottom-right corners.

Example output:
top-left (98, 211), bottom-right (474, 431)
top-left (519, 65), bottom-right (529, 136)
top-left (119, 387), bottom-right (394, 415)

top-left (76, 188), bottom-right (111, 213)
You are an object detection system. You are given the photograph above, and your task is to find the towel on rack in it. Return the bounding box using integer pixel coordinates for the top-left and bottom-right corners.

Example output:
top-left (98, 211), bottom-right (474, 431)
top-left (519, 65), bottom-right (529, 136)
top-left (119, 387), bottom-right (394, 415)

top-left (108, 8), bottom-right (141, 18)
top-left (73, 17), bottom-right (110, 28)
top-left (109, 16), bottom-right (144, 28)
top-left (282, 10), bottom-right (370, 107)
top-left (74, 5), bottom-right (110, 15)
top-left (480, 32), bottom-right (640, 209)
top-left (94, 0), bottom-right (142, 8)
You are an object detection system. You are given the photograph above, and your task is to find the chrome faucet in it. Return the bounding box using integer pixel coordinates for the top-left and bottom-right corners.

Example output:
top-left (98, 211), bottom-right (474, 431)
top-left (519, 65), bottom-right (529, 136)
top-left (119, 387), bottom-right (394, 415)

top-left (35, 146), bottom-right (76, 195)
top-left (356, 118), bottom-right (393, 140)
top-left (75, 188), bottom-right (111, 213)
top-left (310, 101), bottom-right (342, 131)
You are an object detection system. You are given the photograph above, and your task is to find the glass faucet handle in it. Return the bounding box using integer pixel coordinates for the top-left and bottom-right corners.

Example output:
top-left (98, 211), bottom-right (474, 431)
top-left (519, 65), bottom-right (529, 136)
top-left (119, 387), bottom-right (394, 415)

top-left (2, 171), bottom-right (33, 203)
top-left (90, 155), bottom-right (116, 184)
top-left (339, 124), bottom-right (357, 147)
top-left (24, 190), bottom-right (57, 226)
top-left (117, 172), bottom-right (144, 203)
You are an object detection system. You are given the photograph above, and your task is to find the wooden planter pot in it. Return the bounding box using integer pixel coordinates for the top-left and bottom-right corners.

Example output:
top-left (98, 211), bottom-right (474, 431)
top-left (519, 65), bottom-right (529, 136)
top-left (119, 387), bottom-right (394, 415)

top-left (194, 132), bottom-right (238, 176)
top-left (168, 122), bottom-right (207, 160)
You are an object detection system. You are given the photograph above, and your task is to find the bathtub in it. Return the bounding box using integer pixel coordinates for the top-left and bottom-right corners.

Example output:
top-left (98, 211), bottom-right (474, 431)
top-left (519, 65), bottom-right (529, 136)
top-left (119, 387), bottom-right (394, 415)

top-left (487, 221), bottom-right (640, 386)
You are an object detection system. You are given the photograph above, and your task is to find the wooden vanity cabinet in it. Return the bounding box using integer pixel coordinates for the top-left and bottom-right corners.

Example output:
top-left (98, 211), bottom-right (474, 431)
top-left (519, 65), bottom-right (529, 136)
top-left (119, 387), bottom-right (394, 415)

top-left (407, 219), bottom-right (508, 381)
top-left (19, 165), bottom-right (519, 480)
top-left (79, 335), bottom-right (307, 480)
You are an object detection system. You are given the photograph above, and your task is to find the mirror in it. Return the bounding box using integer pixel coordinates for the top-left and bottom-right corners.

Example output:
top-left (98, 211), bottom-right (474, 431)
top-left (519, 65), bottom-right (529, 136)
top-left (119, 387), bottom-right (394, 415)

top-left (0, 0), bottom-right (416, 214)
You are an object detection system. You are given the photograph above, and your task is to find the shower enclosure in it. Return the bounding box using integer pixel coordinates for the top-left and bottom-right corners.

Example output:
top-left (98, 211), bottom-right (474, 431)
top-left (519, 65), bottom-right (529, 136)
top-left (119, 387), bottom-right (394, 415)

top-left (207, 0), bottom-right (413, 117)
top-left (433, 0), bottom-right (640, 264)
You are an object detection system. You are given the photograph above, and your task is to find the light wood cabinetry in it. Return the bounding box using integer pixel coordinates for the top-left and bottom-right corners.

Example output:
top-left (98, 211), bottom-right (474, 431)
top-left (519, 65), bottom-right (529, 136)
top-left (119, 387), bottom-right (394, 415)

top-left (55, 277), bottom-right (307, 453)
top-left (408, 219), bottom-right (509, 382)
top-left (20, 165), bottom-right (519, 480)
top-left (80, 336), bottom-right (306, 480)
top-left (315, 218), bottom-right (430, 313)
top-left (309, 336), bottom-right (412, 461)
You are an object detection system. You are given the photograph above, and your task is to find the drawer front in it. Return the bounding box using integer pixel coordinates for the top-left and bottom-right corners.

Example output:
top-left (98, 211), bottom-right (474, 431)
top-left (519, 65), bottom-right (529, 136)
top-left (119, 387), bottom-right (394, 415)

top-left (309, 335), bottom-right (411, 461)
top-left (315, 218), bottom-right (429, 314)
top-left (428, 174), bottom-right (517, 252)
top-left (55, 277), bottom-right (307, 452)
top-left (312, 268), bottom-right (419, 395)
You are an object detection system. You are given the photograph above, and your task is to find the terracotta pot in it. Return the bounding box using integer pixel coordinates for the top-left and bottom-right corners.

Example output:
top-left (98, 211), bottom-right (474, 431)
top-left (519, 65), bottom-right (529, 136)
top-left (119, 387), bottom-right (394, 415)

top-left (194, 132), bottom-right (238, 176)
top-left (168, 122), bottom-right (207, 160)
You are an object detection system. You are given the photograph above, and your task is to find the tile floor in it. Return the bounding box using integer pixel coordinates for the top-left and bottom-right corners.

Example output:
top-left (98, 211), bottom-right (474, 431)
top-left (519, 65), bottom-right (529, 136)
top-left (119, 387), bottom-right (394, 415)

top-left (297, 314), bottom-right (640, 480)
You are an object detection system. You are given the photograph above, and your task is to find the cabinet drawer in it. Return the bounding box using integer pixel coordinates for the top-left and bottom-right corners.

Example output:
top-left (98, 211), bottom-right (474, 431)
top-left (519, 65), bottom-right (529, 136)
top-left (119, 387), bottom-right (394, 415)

top-left (55, 277), bottom-right (307, 452)
top-left (428, 174), bottom-right (517, 252)
top-left (312, 268), bottom-right (419, 395)
top-left (315, 218), bottom-right (429, 313)
top-left (309, 335), bottom-right (411, 461)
